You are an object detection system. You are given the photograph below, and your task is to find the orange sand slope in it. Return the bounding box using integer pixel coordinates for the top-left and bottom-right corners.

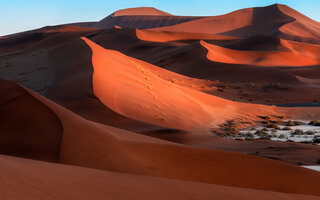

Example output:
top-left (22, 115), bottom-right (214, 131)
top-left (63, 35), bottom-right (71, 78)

top-left (2, 154), bottom-right (320, 200)
top-left (151, 4), bottom-right (320, 44)
top-left (1, 78), bottom-right (320, 196)
top-left (81, 37), bottom-right (282, 131)
top-left (201, 40), bottom-right (320, 66)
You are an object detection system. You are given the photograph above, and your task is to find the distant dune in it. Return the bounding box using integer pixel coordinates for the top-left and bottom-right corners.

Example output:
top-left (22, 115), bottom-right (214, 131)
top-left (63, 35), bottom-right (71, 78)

top-left (151, 4), bottom-right (320, 44)
top-left (112, 7), bottom-right (173, 16)
top-left (201, 40), bottom-right (320, 66)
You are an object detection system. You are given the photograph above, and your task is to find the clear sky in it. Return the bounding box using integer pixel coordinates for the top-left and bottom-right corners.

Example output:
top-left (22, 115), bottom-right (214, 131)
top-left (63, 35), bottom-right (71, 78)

top-left (1, 0), bottom-right (319, 36)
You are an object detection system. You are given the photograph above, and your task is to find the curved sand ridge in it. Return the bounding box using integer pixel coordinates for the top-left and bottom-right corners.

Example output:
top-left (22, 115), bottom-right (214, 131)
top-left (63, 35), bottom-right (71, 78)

top-left (136, 29), bottom-right (239, 42)
top-left (81, 37), bottom-right (281, 132)
top-left (201, 40), bottom-right (320, 66)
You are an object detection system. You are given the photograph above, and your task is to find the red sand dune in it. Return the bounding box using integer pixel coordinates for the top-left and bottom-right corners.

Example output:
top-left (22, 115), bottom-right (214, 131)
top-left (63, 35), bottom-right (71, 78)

top-left (81, 37), bottom-right (282, 131)
top-left (280, 39), bottom-right (320, 58)
top-left (93, 7), bottom-right (203, 29)
top-left (151, 4), bottom-right (320, 44)
top-left (136, 29), bottom-right (239, 42)
top-left (201, 40), bottom-right (320, 66)
top-left (1, 4), bottom-right (320, 199)
top-left (0, 78), bottom-right (318, 196)
top-left (85, 29), bottom-right (308, 86)
top-left (2, 154), bottom-right (320, 200)
top-left (112, 7), bottom-right (173, 16)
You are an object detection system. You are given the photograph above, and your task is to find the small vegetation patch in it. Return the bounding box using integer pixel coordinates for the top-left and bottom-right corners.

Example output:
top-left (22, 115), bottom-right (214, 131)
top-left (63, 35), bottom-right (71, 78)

top-left (309, 120), bottom-right (320, 126)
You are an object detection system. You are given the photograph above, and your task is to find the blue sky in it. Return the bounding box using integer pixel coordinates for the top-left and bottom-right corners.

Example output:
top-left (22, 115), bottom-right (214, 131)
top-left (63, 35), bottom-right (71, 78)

top-left (1, 0), bottom-right (319, 36)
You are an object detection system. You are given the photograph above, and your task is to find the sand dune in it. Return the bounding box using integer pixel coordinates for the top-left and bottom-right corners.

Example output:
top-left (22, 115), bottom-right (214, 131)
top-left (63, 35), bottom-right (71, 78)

top-left (93, 7), bottom-right (202, 29)
top-left (201, 40), bottom-right (320, 66)
top-left (0, 78), bottom-right (317, 196)
top-left (81, 37), bottom-right (282, 131)
top-left (94, 15), bottom-right (202, 30)
top-left (151, 4), bottom-right (320, 44)
top-left (112, 7), bottom-right (173, 16)
top-left (223, 35), bottom-right (287, 51)
top-left (0, 77), bottom-right (319, 197)
top-left (2, 154), bottom-right (320, 200)
top-left (136, 29), bottom-right (239, 42)
top-left (1, 4), bottom-right (320, 199)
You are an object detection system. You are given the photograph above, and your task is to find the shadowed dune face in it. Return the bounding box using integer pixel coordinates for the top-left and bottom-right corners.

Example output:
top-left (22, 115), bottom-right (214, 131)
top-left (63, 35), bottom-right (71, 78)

top-left (93, 15), bottom-right (203, 30)
top-left (0, 25), bottom-right (101, 54)
top-left (0, 79), bottom-right (63, 162)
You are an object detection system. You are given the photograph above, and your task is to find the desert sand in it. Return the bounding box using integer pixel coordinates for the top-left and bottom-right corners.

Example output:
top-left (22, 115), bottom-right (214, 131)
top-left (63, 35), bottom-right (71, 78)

top-left (0, 3), bottom-right (320, 199)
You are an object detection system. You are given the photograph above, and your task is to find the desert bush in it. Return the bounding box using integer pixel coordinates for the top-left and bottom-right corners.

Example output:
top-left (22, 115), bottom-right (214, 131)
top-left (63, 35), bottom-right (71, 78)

top-left (286, 121), bottom-right (295, 126)
top-left (293, 121), bottom-right (304, 125)
top-left (282, 126), bottom-right (292, 130)
top-left (266, 124), bottom-right (280, 129)
top-left (305, 130), bottom-right (315, 135)
top-left (293, 129), bottom-right (303, 135)
top-left (279, 134), bottom-right (286, 139)
top-left (309, 120), bottom-right (320, 126)
top-left (255, 130), bottom-right (267, 136)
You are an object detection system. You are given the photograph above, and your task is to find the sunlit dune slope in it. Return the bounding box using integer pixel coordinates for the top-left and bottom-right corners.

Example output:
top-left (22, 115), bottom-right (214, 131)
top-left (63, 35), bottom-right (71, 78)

top-left (81, 37), bottom-right (282, 132)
